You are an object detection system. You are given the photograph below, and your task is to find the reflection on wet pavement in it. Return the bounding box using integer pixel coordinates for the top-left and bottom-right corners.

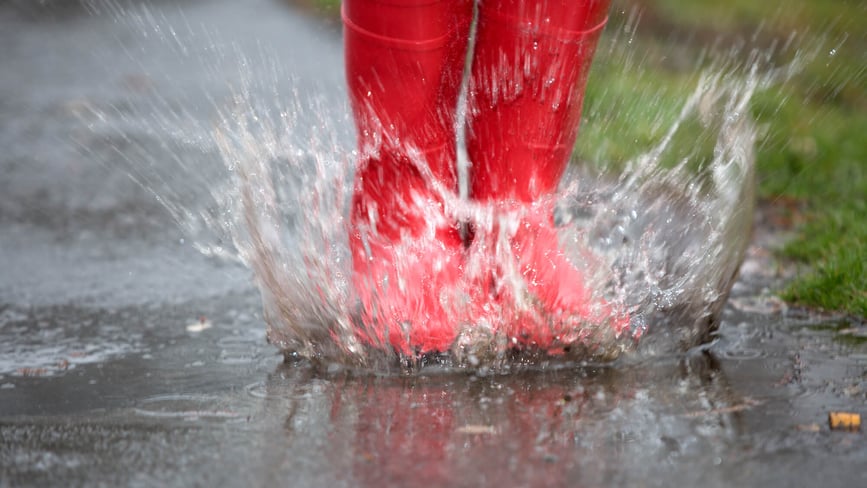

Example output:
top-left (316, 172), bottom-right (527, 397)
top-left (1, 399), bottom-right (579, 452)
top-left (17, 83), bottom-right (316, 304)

top-left (3, 320), bottom-right (865, 487)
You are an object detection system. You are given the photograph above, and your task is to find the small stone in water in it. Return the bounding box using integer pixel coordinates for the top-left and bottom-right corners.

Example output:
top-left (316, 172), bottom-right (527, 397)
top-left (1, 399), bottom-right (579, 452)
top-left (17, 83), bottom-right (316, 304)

top-left (186, 316), bottom-right (212, 332)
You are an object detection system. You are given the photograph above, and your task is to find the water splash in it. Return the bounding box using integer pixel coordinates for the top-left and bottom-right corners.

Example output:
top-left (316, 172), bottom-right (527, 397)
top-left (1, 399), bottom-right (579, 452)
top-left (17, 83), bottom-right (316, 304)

top-left (81, 2), bottom-right (809, 371)
top-left (211, 60), bottom-right (769, 369)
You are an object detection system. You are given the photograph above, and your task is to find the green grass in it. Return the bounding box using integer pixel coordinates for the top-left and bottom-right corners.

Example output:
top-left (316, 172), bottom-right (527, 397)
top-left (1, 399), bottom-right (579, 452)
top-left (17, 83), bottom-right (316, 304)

top-left (583, 0), bottom-right (867, 318)
top-left (309, 0), bottom-right (339, 12)
top-left (306, 0), bottom-right (867, 318)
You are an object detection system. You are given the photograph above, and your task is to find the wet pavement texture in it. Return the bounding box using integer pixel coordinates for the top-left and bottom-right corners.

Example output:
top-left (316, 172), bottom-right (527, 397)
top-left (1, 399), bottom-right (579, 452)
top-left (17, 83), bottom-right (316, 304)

top-left (1, 0), bottom-right (866, 486)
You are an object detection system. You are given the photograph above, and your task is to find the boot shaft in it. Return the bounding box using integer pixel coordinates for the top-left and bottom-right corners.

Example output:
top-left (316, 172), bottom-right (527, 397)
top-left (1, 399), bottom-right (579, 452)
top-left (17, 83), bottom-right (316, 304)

top-left (467, 0), bottom-right (610, 202)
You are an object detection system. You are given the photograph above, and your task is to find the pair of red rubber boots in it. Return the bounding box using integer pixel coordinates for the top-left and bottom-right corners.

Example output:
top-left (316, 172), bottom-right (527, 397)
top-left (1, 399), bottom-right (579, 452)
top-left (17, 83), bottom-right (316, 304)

top-left (344, 0), bottom-right (628, 354)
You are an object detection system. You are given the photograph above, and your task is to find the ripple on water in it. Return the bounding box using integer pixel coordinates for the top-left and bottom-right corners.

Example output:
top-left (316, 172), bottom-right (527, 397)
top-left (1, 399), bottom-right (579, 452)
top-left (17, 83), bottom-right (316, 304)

top-left (0, 305), bottom-right (144, 376)
top-left (719, 348), bottom-right (765, 360)
top-left (245, 381), bottom-right (268, 399)
top-left (217, 330), bottom-right (268, 365)
top-left (134, 394), bottom-right (245, 422)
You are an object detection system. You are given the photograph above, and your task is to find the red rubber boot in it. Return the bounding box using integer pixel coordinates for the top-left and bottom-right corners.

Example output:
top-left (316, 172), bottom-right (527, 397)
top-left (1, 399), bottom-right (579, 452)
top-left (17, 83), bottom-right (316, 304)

top-left (465, 0), bottom-right (628, 351)
top-left (343, 0), bottom-right (473, 354)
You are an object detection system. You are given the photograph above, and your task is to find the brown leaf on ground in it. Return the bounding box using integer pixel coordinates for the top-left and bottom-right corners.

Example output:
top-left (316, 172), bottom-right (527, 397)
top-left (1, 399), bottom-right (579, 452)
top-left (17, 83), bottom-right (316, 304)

top-left (829, 412), bottom-right (861, 432)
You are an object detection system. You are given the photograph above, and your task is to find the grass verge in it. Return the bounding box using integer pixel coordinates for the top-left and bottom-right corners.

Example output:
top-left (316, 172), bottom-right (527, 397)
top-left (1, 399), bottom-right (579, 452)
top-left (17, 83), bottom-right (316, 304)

top-left (643, 0), bottom-right (866, 318)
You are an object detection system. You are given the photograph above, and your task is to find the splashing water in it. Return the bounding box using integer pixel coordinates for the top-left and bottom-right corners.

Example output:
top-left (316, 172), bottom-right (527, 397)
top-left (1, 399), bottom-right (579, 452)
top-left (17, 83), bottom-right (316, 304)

top-left (82, 3), bottom-right (808, 371)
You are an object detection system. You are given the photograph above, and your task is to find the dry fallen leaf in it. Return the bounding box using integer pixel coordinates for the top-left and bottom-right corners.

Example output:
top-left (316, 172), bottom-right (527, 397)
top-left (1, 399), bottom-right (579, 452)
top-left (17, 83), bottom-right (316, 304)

top-left (828, 412), bottom-right (861, 432)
